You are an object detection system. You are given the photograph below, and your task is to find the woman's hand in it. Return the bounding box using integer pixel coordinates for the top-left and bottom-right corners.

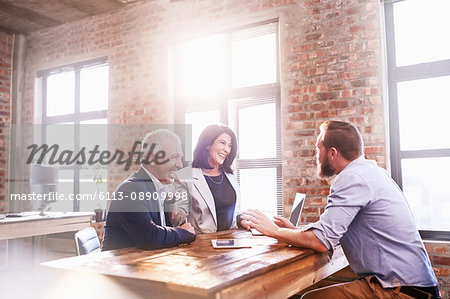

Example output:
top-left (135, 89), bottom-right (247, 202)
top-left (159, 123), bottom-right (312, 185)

top-left (273, 216), bottom-right (296, 229)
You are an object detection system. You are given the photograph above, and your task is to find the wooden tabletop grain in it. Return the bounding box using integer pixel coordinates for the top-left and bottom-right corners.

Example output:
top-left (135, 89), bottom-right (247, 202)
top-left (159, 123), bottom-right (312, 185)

top-left (42, 229), bottom-right (348, 299)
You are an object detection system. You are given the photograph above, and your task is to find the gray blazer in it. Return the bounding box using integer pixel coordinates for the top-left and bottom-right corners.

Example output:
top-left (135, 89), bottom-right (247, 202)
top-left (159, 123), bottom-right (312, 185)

top-left (177, 167), bottom-right (241, 234)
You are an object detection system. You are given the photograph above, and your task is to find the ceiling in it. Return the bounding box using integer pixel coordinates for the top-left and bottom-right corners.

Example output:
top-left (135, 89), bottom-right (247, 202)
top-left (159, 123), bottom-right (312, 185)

top-left (0, 0), bottom-right (138, 34)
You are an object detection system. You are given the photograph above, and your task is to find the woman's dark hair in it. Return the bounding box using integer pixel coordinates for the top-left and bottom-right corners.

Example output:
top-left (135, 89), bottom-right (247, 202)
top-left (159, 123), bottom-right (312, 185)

top-left (192, 124), bottom-right (237, 173)
top-left (319, 120), bottom-right (364, 161)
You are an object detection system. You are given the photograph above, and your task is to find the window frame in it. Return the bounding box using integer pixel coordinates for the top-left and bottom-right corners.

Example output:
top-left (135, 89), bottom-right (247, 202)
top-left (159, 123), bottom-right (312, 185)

top-left (384, 0), bottom-right (450, 240)
top-left (173, 19), bottom-right (283, 216)
top-left (37, 57), bottom-right (108, 212)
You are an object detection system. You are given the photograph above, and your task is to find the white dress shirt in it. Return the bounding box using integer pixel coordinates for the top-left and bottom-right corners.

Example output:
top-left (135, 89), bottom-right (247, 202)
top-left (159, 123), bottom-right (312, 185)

top-left (142, 167), bottom-right (166, 227)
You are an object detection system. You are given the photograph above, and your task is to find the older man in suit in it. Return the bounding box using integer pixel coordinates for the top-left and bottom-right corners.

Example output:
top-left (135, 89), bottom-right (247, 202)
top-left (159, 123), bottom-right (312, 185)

top-left (102, 129), bottom-right (195, 251)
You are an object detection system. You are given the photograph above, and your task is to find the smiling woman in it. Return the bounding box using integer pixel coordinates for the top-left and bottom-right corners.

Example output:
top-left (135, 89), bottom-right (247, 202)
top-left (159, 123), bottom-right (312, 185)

top-left (179, 124), bottom-right (244, 233)
top-left (173, 20), bottom-right (282, 219)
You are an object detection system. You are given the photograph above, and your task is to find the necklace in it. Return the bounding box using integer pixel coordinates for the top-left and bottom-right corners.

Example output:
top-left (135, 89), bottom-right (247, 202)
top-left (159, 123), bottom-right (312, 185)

top-left (206, 173), bottom-right (224, 185)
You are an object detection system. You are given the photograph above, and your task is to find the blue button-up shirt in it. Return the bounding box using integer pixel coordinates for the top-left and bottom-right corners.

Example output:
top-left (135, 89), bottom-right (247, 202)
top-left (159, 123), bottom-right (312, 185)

top-left (308, 156), bottom-right (437, 287)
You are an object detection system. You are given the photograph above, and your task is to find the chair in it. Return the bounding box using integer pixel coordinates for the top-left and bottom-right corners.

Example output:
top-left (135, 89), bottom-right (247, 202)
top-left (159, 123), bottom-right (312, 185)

top-left (74, 227), bottom-right (101, 255)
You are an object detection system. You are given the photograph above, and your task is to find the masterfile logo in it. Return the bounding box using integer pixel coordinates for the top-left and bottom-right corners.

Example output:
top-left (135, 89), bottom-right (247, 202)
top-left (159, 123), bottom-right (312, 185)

top-left (6, 124), bottom-right (193, 213)
top-left (26, 140), bottom-right (170, 171)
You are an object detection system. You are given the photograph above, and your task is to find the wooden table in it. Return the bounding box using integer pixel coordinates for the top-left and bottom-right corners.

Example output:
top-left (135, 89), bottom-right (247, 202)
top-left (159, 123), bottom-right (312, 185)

top-left (0, 212), bottom-right (94, 240)
top-left (42, 230), bottom-right (348, 299)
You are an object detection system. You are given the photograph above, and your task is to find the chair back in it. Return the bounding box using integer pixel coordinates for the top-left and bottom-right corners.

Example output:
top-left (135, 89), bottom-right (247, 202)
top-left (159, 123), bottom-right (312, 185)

top-left (74, 227), bottom-right (101, 255)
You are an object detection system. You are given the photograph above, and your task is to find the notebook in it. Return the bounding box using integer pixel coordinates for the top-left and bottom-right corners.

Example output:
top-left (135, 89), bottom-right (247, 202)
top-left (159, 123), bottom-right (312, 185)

top-left (250, 193), bottom-right (306, 236)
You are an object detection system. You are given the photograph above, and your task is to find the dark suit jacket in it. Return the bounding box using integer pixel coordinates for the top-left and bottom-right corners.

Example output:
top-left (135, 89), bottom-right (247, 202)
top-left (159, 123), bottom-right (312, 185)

top-left (102, 167), bottom-right (195, 251)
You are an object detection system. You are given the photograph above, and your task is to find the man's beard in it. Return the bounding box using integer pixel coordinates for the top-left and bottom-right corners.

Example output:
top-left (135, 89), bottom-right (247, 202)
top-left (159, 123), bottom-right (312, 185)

top-left (318, 155), bottom-right (336, 178)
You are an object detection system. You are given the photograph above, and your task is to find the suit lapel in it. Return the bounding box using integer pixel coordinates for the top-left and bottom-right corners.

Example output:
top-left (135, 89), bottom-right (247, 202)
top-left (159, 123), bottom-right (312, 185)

top-left (192, 168), bottom-right (217, 226)
top-left (134, 167), bottom-right (162, 226)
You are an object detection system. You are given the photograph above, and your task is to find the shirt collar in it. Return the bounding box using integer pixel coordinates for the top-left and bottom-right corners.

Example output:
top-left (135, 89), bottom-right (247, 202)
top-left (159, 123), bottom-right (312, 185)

top-left (341, 155), bottom-right (365, 172)
top-left (141, 166), bottom-right (165, 192)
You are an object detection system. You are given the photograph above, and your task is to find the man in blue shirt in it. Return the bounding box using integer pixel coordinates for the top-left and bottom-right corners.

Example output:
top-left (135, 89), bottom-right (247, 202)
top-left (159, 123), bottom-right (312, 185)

top-left (242, 120), bottom-right (440, 298)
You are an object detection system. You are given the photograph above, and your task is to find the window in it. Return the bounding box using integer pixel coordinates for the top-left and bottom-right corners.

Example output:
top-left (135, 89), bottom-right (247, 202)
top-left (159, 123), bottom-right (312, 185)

top-left (173, 20), bottom-right (282, 216)
top-left (385, 0), bottom-right (450, 239)
top-left (37, 58), bottom-right (109, 212)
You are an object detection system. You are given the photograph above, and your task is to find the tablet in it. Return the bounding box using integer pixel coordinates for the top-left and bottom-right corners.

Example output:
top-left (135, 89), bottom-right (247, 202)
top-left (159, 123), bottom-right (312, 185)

top-left (211, 239), bottom-right (252, 249)
top-left (250, 228), bottom-right (263, 236)
top-left (289, 193), bottom-right (306, 227)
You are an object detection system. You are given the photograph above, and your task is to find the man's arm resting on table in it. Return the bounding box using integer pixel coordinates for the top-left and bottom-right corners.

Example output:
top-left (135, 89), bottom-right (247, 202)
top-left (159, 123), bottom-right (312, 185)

top-left (272, 228), bottom-right (328, 253)
top-left (241, 210), bottom-right (328, 252)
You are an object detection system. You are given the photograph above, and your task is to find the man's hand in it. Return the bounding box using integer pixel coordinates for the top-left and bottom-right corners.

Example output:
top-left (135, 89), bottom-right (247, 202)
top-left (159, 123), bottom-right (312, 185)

top-left (243, 210), bottom-right (328, 252)
top-left (178, 222), bottom-right (195, 235)
top-left (237, 214), bottom-right (251, 230)
top-left (273, 216), bottom-right (296, 229)
top-left (241, 209), bottom-right (280, 237)
top-left (240, 220), bottom-right (251, 230)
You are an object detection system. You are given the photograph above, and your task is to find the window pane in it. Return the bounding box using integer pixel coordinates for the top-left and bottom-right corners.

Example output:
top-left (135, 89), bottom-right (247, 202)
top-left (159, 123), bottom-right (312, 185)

top-left (80, 118), bottom-right (108, 125)
top-left (239, 168), bottom-right (277, 216)
top-left (80, 65), bottom-right (109, 112)
top-left (45, 124), bottom-right (74, 162)
top-left (397, 76), bottom-right (450, 150)
top-left (394, 0), bottom-right (450, 66)
top-left (238, 103), bottom-right (276, 159)
top-left (79, 122), bottom-right (108, 212)
top-left (46, 71), bottom-right (75, 116)
top-left (79, 168), bottom-right (108, 212)
top-left (51, 169), bottom-right (74, 213)
top-left (79, 123), bottom-right (108, 155)
top-left (185, 110), bottom-right (220, 161)
top-left (402, 157), bottom-right (450, 231)
top-left (177, 34), bottom-right (227, 97)
top-left (232, 33), bottom-right (277, 88)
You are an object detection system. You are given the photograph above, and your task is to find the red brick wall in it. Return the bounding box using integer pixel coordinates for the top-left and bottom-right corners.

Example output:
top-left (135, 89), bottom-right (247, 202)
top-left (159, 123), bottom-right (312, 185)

top-left (426, 242), bottom-right (450, 298)
top-left (91, 221), bottom-right (105, 243)
top-left (283, 0), bottom-right (384, 221)
top-left (0, 28), bottom-right (13, 214)
top-left (19, 0), bottom-right (449, 297)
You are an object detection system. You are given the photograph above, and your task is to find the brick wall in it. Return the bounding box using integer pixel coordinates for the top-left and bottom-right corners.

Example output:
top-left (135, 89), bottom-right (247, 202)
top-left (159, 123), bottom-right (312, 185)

top-left (91, 221), bottom-right (105, 243)
top-left (0, 28), bottom-right (13, 214)
top-left (18, 0), bottom-right (449, 297)
top-left (426, 242), bottom-right (450, 298)
top-left (282, 0), bottom-right (384, 220)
